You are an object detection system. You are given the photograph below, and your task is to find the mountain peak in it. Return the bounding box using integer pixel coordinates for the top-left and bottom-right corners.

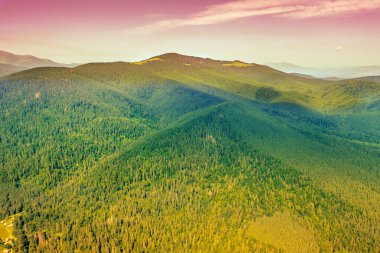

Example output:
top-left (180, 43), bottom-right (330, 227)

top-left (154, 53), bottom-right (209, 63)
top-left (150, 53), bottom-right (252, 67)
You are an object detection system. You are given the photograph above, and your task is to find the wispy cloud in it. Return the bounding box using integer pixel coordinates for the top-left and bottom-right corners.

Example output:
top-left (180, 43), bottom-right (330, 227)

top-left (280, 0), bottom-right (380, 18)
top-left (127, 0), bottom-right (380, 33)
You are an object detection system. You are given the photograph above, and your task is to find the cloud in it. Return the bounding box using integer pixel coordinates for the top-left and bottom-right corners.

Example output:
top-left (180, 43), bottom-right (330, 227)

top-left (280, 0), bottom-right (380, 18)
top-left (126, 0), bottom-right (380, 33)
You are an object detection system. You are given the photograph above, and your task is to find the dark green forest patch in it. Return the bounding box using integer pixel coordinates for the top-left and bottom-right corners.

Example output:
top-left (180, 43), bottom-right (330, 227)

top-left (255, 87), bottom-right (281, 102)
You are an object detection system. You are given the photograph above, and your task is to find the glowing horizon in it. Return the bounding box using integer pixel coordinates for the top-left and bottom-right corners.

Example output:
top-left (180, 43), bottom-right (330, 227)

top-left (1, 0), bottom-right (379, 67)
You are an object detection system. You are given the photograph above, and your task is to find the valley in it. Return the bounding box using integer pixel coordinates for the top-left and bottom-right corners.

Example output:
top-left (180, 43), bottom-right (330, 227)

top-left (0, 54), bottom-right (379, 252)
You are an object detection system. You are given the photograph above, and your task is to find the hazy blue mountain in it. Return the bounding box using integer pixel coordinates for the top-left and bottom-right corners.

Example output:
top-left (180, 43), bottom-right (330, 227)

top-left (268, 62), bottom-right (380, 79)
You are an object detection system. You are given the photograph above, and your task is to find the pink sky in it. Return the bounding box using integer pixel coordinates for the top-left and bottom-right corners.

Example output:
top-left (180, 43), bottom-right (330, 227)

top-left (1, 0), bottom-right (380, 67)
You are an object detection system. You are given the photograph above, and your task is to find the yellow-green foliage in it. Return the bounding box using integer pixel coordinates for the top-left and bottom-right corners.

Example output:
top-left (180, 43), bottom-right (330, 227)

top-left (133, 57), bottom-right (163, 65)
top-left (0, 214), bottom-right (18, 252)
top-left (73, 53), bottom-right (380, 112)
top-left (0, 56), bottom-right (379, 252)
top-left (0, 224), bottom-right (9, 241)
top-left (247, 212), bottom-right (319, 253)
top-left (0, 216), bottom-right (16, 240)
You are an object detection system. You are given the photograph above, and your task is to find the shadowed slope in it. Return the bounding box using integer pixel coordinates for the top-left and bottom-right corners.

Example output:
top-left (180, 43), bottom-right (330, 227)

top-left (73, 53), bottom-right (380, 111)
top-left (0, 56), bottom-right (379, 252)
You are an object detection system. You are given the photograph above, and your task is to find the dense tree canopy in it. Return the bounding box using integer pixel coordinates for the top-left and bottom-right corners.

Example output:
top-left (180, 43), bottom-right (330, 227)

top-left (1, 59), bottom-right (379, 252)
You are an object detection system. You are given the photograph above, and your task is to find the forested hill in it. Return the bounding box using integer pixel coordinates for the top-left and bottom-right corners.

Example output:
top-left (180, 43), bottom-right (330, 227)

top-left (0, 54), bottom-right (379, 252)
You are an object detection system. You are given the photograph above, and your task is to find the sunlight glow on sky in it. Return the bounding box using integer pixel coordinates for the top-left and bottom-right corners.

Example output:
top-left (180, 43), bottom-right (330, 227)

top-left (1, 0), bottom-right (379, 67)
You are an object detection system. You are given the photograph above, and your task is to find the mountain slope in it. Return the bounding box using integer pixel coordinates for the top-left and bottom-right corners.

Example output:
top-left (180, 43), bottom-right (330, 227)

top-left (72, 53), bottom-right (380, 112)
top-left (0, 55), bottom-right (379, 252)
top-left (20, 102), bottom-right (378, 252)
top-left (0, 63), bottom-right (26, 77)
top-left (358, 75), bottom-right (380, 83)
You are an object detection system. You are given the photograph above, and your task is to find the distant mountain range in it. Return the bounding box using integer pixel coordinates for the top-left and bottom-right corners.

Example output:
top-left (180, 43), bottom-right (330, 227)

top-left (0, 50), bottom-right (77, 77)
top-left (0, 63), bottom-right (25, 77)
top-left (1, 50), bottom-right (380, 81)
top-left (267, 62), bottom-right (380, 79)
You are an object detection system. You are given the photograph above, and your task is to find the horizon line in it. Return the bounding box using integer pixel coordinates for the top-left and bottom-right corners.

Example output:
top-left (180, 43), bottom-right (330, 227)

top-left (1, 49), bottom-right (380, 69)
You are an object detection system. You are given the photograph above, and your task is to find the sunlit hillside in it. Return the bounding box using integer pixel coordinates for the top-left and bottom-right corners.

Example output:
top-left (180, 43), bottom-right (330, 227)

top-left (1, 54), bottom-right (379, 252)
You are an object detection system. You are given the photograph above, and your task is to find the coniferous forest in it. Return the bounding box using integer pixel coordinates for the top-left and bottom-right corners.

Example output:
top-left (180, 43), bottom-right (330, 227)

top-left (1, 54), bottom-right (380, 252)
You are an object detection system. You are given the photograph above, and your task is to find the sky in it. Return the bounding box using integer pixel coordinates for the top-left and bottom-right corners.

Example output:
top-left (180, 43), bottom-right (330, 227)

top-left (1, 0), bottom-right (380, 67)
